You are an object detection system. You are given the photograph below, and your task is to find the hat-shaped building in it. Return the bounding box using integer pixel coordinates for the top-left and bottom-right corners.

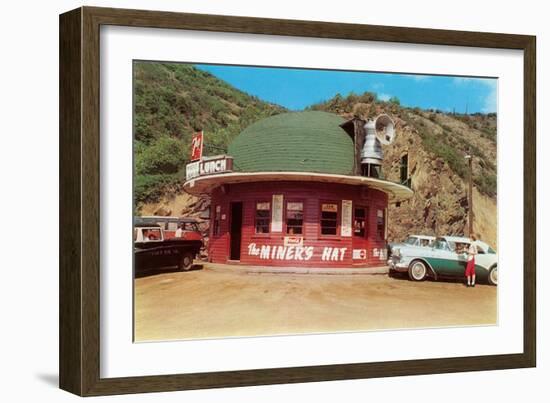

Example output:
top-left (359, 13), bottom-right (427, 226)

top-left (184, 111), bottom-right (413, 268)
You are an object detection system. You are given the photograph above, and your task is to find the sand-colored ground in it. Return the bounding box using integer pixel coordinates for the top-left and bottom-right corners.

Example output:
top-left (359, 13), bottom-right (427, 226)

top-left (134, 266), bottom-right (497, 342)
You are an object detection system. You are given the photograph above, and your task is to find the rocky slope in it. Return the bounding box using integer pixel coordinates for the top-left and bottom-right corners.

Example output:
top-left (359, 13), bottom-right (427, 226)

top-left (307, 95), bottom-right (497, 247)
top-left (383, 111), bottom-right (497, 247)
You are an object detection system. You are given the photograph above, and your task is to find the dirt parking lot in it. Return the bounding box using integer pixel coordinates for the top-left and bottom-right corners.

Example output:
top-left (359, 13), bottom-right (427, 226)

top-left (134, 265), bottom-right (497, 342)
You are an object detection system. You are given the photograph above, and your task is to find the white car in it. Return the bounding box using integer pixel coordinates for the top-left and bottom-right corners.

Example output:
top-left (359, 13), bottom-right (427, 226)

top-left (389, 236), bottom-right (498, 285)
top-left (387, 235), bottom-right (435, 260)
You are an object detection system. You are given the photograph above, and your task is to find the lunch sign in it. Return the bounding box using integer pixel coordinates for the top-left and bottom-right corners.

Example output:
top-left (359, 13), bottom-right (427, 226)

top-left (186, 155), bottom-right (234, 181)
top-left (186, 132), bottom-right (234, 181)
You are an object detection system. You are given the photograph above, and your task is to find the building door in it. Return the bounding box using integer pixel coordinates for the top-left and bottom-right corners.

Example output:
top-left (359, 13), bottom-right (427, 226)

top-left (229, 202), bottom-right (243, 261)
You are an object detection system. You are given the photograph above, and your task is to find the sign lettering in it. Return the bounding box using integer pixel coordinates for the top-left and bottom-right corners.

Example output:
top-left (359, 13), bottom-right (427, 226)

top-left (341, 200), bottom-right (352, 237)
top-left (321, 247), bottom-right (347, 261)
top-left (353, 249), bottom-right (367, 259)
top-left (248, 243), bottom-right (314, 261)
top-left (284, 236), bottom-right (303, 247)
top-left (271, 195), bottom-right (283, 232)
top-left (321, 203), bottom-right (338, 212)
top-left (185, 155), bottom-right (233, 181)
top-left (247, 243), bottom-right (347, 262)
top-left (190, 131), bottom-right (203, 161)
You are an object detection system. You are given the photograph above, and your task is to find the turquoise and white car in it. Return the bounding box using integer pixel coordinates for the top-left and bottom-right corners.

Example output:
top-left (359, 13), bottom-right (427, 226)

top-left (387, 235), bottom-right (436, 259)
top-left (389, 236), bottom-right (498, 285)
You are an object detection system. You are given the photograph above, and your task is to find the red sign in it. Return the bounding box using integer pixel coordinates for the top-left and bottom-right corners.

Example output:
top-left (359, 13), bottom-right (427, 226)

top-left (190, 131), bottom-right (203, 161)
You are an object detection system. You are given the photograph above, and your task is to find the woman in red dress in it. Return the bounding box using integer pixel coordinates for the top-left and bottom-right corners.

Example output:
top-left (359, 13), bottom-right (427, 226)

top-left (465, 234), bottom-right (478, 287)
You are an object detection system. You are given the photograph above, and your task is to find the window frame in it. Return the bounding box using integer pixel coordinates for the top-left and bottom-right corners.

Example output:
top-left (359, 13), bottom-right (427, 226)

top-left (319, 200), bottom-right (340, 238)
top-left (353, 205), bottom-right (368, 239)
top-left (376, 208), bottom-right (386, 240)
top-left (284, 199), bottom-right (305, 236)
top-left (254, 200), bottom-right (272, 235)
top-left (400, 153), bottom-right (409, 184)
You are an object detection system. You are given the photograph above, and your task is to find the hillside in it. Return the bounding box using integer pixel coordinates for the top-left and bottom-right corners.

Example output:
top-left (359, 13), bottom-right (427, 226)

top-left (135, 69), bottom-right (498, 248)
top-left (133, 62), bottom-right (286, 206)
top-left (309, 93), bottom-right (497, 246)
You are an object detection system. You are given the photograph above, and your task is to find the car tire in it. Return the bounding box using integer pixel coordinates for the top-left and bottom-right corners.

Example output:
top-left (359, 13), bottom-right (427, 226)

top-left (178, 252), bottom-right (194, 271)
top-left (408, 260), bottom-right (428, 281)
top-left (488, 265), bottom-right (498, 286)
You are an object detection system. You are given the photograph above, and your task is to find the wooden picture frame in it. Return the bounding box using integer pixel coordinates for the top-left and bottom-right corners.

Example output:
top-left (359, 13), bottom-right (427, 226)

top-left (59, 6), bottom-right (536, 396)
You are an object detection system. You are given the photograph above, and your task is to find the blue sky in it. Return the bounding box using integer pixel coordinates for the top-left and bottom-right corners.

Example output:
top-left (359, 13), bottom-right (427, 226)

top-left (196, 64), bottom-right (497, 114)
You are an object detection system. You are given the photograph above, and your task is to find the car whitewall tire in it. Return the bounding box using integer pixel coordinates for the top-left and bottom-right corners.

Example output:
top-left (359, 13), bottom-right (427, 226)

top-left (179, 252), bottom-right (194, 271)
top-left (408, 260), bottom-right (428, 281)
top-left (488, 266), bottom-right (498, 286)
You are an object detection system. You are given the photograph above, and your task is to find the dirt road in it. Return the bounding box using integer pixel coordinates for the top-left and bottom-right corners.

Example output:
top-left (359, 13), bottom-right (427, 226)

top-left (134, 266), bottom-right (497, 342)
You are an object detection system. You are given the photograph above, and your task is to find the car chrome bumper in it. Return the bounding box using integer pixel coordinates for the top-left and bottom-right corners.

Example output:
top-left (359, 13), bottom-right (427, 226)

top-left (388, 259), bottom-right (409, 272)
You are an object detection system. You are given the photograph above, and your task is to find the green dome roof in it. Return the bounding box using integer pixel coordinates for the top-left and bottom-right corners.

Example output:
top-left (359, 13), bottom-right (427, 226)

top-left (228, 111), bottom-right (354, 175)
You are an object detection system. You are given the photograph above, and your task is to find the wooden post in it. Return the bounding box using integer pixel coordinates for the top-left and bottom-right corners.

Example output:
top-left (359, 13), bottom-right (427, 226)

top-left (466, 155), bottom-right (474, 236)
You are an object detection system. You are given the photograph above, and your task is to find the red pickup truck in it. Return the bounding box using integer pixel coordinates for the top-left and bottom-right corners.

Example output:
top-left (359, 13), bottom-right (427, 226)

top-left (135, 216), bottom-right (203, 240)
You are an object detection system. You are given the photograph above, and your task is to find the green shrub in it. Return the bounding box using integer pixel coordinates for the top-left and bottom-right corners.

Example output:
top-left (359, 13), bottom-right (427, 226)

top-left (133, 62), bottom-right (287, 205)
top-left (474, 174), bottom-right (497, 197)
top-left (418, 130), bottom-right (467, 178)
top-left (389, 96), bottom-right (401, 105)
top-left (135, 136), bottom-right (187, 176)
top-left (134, 173), bottom-right (180, 204)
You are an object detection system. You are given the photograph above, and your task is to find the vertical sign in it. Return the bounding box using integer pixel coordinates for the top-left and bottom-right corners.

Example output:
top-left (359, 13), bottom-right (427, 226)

top-left (341, 200), bottom-right (352, 237)
top-left (271, 194), bottom-right (283, 232)
top-left (190, 131), bottom-right (204, 162)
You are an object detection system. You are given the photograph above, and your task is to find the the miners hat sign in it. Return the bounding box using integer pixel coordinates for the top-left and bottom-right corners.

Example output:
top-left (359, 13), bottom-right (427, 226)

top-left (190, 131), bottom-right (204, 161)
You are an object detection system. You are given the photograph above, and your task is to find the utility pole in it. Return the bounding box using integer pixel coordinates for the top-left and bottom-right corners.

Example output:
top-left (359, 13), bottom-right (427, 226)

top-left (465, 154), bottom-right (473, 237)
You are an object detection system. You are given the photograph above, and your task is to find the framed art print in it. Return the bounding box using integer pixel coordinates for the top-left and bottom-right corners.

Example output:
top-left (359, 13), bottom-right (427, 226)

top-left (59, 6), bottom-right (536, 396)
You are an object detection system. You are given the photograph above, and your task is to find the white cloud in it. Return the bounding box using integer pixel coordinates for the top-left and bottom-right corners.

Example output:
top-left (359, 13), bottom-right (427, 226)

top-left (378, 93), bottom-right (391, 101)
top-left (453, 77), bottom-right (498, 113)
top-left (411, 75), bottom-right (430, 82)
top-left (481, 80), bottom-right (497, 113)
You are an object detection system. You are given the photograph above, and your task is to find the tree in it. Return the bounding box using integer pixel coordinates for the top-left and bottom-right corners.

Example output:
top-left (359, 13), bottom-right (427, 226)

top-left (389, 96), bottom-right (401, 106)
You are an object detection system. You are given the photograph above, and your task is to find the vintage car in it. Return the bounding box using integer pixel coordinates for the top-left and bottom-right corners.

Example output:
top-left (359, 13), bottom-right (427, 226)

top-left (134, 223), bottom-right (203, 272)
top-left (135, 216), bottom-right (203, 240)
top-left (389, 236), bottom-right (498, 285)
top-left (387, 234), bottom-right (436, 259)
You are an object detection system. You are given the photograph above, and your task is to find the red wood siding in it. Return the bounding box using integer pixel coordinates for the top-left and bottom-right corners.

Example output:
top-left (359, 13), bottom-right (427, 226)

top-left (208, 181), bottom-right (389, 268)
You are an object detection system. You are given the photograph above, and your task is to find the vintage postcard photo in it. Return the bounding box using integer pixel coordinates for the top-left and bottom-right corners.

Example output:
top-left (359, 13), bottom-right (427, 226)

top-left (132, 62), bottom-right (497, 342)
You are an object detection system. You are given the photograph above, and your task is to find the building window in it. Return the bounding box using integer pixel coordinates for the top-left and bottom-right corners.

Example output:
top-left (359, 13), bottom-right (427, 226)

top-left (376, 209), bottom-right (385, 239)
top-left (400, 153), bottom-right (409, 185)
top-left (321, 202), bottom-right (338, 235)
top-left (286, 202), bottom-right (303, 234)
top-left (354, 207), bottom-right (367, 238)
top-left (213, 205), bottom-right (221, 237)
top-left (255, 201), bottom-right (271, 234)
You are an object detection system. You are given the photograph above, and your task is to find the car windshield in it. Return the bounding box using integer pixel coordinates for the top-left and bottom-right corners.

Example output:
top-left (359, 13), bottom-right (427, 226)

top-left (142, 228), bottom-right (162, 241)
top-left (183, 222), bottom-right (199, 232)
top-left (404, 237), bottom-right (418, 245)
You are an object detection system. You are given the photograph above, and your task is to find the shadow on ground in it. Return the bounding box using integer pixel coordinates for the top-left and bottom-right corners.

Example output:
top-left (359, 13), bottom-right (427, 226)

top-left (388, 270), bottom-right (490, 286)
top-left (134, 264), bottom-right (203, 279)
